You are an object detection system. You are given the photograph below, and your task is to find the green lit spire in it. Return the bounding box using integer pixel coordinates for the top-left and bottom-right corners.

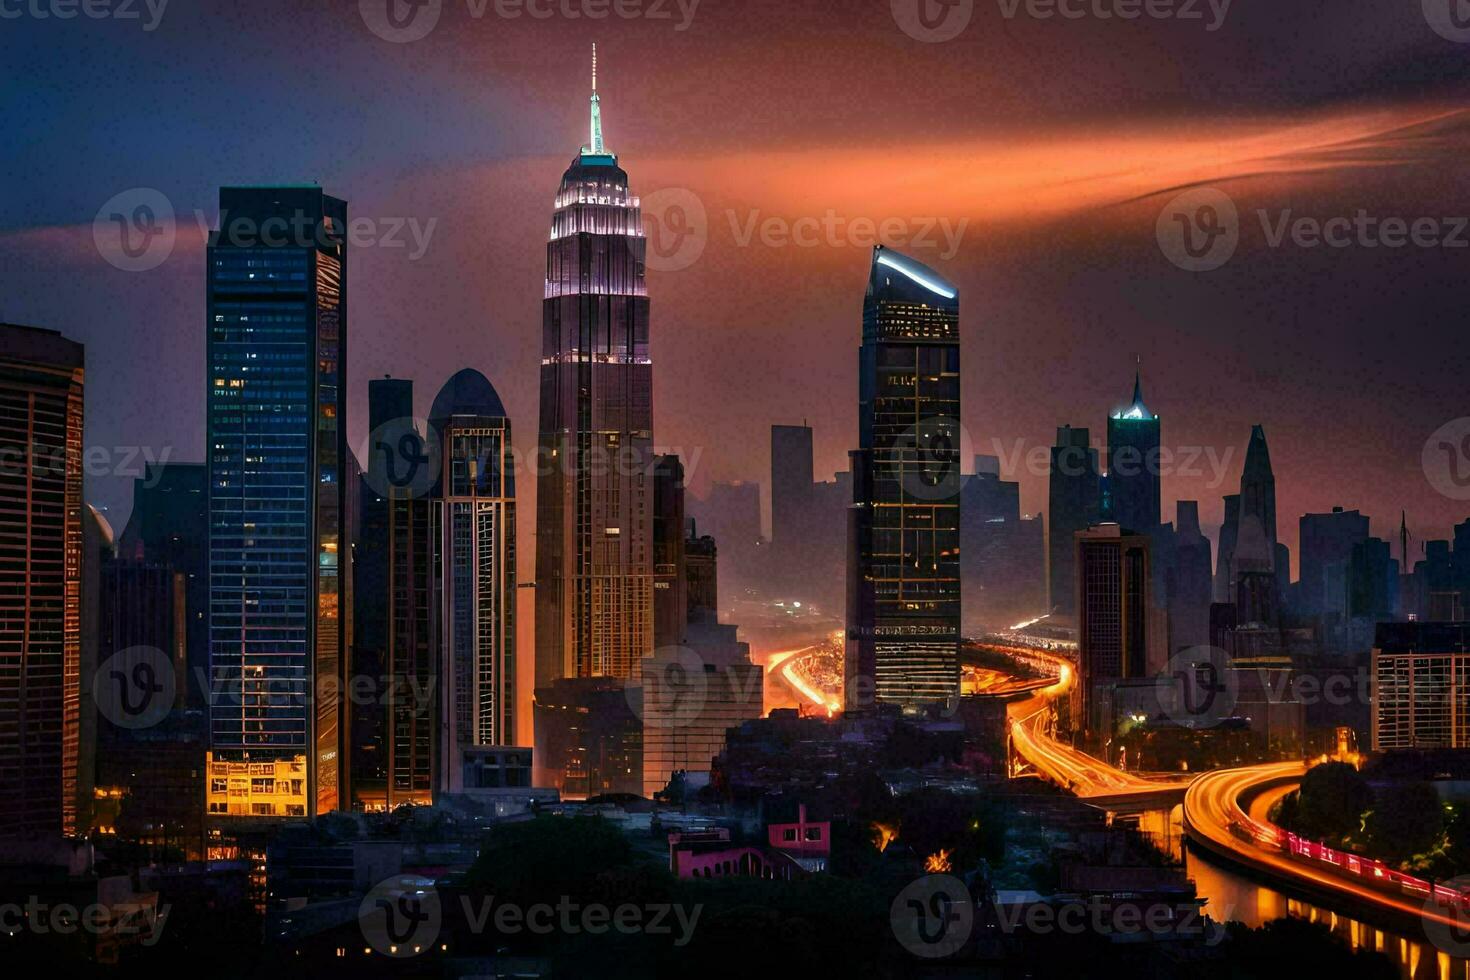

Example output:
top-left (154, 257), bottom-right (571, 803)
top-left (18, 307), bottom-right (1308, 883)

top-left (585, 43), bottom-right (606, 156)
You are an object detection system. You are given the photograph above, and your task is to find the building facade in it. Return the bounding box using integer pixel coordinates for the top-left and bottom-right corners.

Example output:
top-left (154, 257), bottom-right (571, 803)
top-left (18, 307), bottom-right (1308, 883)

top-left (845, 246), bottom-right (961, 713)
top-left (1076, 524), bottom-right (1152, 733)
top-left (431, 370), bottom-right (517, 791)
top-left (1105, 371), bottom-right (1161, 534)
top-left (1048, 425), bottom-right (1100, 617)
top-left (205, 186), bottom-right (350, 819)
top-left (0, 323), bottom-right (85, 839)
top-left (1372, 622), bottom-right (1470, 750)
top-left (534, 58), bottom-right (654, 688)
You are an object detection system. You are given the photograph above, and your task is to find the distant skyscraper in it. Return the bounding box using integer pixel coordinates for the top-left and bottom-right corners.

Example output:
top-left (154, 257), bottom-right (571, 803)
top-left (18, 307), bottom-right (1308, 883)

top-left (685, 522), bottom-right (719, 622)
top-left (652, 455), bottom-right (688, 649)
top-left (205, 186), bottom-right (350, 819)
top-left (1239, 425), bottom-right (1277, 553)
top-left (771, 423), bottom-right (814, 565)
top-left (846, 246), bottom-right (961, 713)
top-left (1166, 501), bottom-right (1213, 654)
top-left (353, 377), bottom-right (433, 810)
top-left (1047, 425), bottom-right (1100, 617)
top-left (1299, 507), bottom-right (1371, 618)
top-left (1075, 524), bottom-right (1151, 732)
top-left (1105, 369), bottom-right (1161, 534)
top-left (117, 462), bottom-right (207, 711)
top-left (0, 323), bottom-right (85, 839)
top-left (535, 52), bottom-right (654, 687)
top-left (1214, 493), bottom-right (1241, 603)
top-left (1373, 622), bottom-right (1470, 750)
top-left (431, 370), bottom-right (517, 791)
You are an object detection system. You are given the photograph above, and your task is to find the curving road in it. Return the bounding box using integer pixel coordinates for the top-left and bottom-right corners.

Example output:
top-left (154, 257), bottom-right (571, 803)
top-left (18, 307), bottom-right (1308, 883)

top-left (1183, 762), bottom-right (1470, 931)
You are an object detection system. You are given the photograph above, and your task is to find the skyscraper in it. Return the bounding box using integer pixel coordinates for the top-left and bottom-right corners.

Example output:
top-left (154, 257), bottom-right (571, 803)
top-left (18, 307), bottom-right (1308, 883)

top-left (1047, 425), bottom-right (1100, 617)
top-left (535, 49), bottom-right (654, 688)
top-left (0, 323), bottom-right (84, 839)
top-left (205, 186), bottom-right (350, 819)
top-left (652, 454), bottom-right (688, 650)
top-left (846, 246), bottom-right (961, 713)
top-left (353, 377), bottom-right (433, 810)
top-left (1299, 507), bottom-right (1371, 618)
top-left (1075, 523), bottom-right (1151, 733)
top-left (1105, 368), bottom-right (1161, 534)
top-left (431, 369), bottom-right (517, 791)
top-left (771, 423), bottom-right (814, 574)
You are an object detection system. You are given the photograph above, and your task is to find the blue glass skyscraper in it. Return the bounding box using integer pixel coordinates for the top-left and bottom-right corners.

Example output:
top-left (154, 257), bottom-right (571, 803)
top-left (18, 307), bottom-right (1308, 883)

top-left (205, 186), bottom-right (350, 819)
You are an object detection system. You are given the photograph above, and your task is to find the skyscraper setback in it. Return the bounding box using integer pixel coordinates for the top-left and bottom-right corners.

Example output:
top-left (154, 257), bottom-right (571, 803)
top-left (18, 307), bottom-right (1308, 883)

top-left (205, 186), bottom-right (351, 819)
top-left (535, 50), bottom-right (654, 687)
top-left (845, 246), bottom-right (962, 712)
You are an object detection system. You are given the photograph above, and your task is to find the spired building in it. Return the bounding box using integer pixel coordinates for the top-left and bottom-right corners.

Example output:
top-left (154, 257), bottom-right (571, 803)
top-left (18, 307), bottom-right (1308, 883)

top-left (205, 186), bottom-right (351, 820)
top-left (430, 370), bottom-right (517, 792)
top-left (0, 323), bottom-right (85, 840)
top-left (845, 246), bottom-right (962, 714)
top-left (1105, 368), bottom-right (1161, 534)
top-left (534, 47), bottom-right (654, 689)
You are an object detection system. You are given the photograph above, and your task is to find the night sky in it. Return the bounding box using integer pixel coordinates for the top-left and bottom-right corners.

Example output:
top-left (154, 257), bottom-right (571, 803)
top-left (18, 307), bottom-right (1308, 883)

top-left (5, 0), bottom-right (1470, 571)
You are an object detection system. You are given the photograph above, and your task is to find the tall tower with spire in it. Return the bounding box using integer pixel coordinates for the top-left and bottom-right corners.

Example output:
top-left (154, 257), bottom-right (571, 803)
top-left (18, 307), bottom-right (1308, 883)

top-left (534, 47), bottom-right (654, 692)
top-left (1105, 363), bottom-right (1162, 533)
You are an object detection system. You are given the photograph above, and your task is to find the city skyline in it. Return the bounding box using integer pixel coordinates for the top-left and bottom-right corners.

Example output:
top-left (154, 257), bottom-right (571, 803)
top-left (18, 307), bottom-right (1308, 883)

top-left (4, 5), bottom-right (1469, 578)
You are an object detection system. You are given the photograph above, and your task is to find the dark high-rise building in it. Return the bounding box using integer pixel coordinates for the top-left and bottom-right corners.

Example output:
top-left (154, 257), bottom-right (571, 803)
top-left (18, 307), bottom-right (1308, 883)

top-left (534, 52), bottom-right (654, 688)
top-left (771, 423), bottom-right (814, 564)
top-left (1047, 425), bottom-right (1100, 617)
top-left (431, 369), bottom-right (517, 791)
top-left (1239, 425), bottom-right (1277, 561)
top-left (1105, 369), bottom-right (1161, 534)
top-left (205, 186), bottom-right (350, 819)
top-left (1166, 501), bottom-right (1213, 654)
top-left (1214, 493), bottom-right (1241, 603)
top-left (961, 456), bottom-right (1045, 630)
top-left (652, 455), bottom-right (687, 649)
top-left (685, 522), bottom-right (719, 623)
top-left (1075, 524), bottom-right (1151, 732)
top-left (845, 246), bottom-right (961, 713)
top-left (0, 323), bottom-right (85, 839)
top-left (117, 463), bottom-right (207, 709)
top-left (1299, 507), bottom-right (1371, 618)
top-left (353, 378), bottom-right (433, 811)
top-left (1350, 537), bottom-right (1397, 623)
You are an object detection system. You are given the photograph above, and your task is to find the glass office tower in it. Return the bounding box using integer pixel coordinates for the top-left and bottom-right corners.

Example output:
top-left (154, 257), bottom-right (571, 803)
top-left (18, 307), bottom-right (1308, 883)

top-left (534, 53), bottom-right (654, 687)
top-left (1105, 371), bottom-right (1161, 533)
top-left (845, 246), bottom-right (962, 713)
top-left (205, 186), bottom-right (350, 819)
top-left (431, 369), bottom-right (517, 792)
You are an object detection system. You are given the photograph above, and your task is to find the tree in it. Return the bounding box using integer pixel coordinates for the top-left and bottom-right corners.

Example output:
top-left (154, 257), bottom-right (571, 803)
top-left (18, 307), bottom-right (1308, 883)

top-left (1294, 762), bottom-right (1372, 842)
top-left (1364, 781), bottom-right (1447, 866)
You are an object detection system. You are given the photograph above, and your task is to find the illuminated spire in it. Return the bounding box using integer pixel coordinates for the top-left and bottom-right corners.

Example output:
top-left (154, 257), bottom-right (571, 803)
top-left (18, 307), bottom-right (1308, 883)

top-left (1114, 357), bottom-right (1155, 421)
top-left (585, 42), bottom-right (606, 156)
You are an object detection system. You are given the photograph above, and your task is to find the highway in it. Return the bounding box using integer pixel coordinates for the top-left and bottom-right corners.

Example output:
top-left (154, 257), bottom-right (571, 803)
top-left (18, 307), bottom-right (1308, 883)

top-left (1182, 762), bottom-right (1470, 932)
